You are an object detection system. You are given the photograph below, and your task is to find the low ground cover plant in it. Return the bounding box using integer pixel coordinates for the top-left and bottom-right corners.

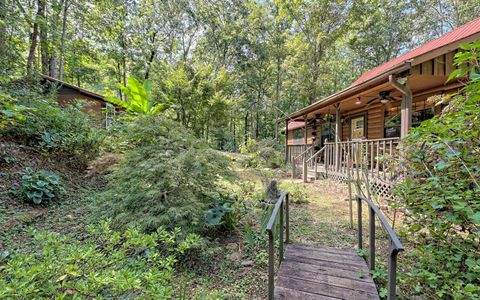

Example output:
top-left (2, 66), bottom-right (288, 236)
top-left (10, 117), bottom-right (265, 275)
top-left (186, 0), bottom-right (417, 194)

top-left (0, 220), bottom-right (201, 299)
top-left (20, 167), bottom-right (66, 205)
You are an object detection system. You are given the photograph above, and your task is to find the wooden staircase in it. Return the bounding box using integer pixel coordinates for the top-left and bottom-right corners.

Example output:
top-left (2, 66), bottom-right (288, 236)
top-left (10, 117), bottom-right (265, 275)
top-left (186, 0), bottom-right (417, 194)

top-left (266, 193), bottom-right (404, 300)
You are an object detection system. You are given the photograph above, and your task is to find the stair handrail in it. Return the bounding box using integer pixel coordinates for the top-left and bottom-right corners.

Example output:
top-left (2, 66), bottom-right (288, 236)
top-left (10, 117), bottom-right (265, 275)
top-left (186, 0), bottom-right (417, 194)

top-left (292, 144), bottom-right (315, 162)
top-left (266, 192), bottom-right (290, 300)
top-left (305, 145), bottom-right (326, 163)
top-left (356, 194), bottom-right (404, 300)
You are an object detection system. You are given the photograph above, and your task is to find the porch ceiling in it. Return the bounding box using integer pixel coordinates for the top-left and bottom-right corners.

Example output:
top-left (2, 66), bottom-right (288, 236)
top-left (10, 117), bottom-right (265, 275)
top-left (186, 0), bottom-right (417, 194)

top-left (303, 74), bottom-right (455, 120)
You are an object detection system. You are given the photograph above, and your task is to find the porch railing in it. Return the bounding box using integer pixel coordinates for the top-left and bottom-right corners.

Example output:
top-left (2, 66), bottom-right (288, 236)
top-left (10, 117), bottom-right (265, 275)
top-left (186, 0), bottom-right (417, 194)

top-left (324, 137), bottom-right (400, 182)
top-left (356, 194), bottom-right (404, 300)
top-left (266, 192), bottom-right (290, 300)
top-left (290, 144), bottom-right (315, 179)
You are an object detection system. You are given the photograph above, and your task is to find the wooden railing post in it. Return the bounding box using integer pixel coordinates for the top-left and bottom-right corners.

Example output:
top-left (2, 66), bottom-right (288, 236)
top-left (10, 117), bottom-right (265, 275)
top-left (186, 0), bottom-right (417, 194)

top-left (266, 192), bottom-right (290, 300)
top-left (279, 201), bottom-right (284, 263)
top-left (268, 230), bottom-right (274, 300)
top-left (357, 196), bottom-right (363, 250)
top-left (291, 160), bottom-right (296, 179)
top-left (388, 245), bottom-right (399, 300)
top-left (303, 157), bottom-right (307, 183)
top-left (356, 194), bottom-right (404, 300)
top-left (285, 193), bottom-right (290, 244)
top-left (369, 206), bottom-right (375, 271)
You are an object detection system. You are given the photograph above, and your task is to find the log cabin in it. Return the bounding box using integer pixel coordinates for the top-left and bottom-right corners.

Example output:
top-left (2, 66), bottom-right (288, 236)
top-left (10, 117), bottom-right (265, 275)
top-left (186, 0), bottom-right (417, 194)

top-left (284, 17), bottom-right (480, 198)
top-left (40, 74), bottom-right (118, 128)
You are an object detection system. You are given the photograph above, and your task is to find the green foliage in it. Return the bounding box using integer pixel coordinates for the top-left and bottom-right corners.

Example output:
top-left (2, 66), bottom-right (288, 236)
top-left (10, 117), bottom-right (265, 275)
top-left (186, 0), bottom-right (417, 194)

top-left (395, 43), bottom-right (480, 299)
top-left (0, 220), bottom-right (201, 299)
top-left (205, 191), bottom-right (247, 231)
top-left (106, 77), bottom-right (167, 115)
top-left (0, 91), bottom-right (27, 128)
top-left (279, 181), bottom-right (309, 203)
top-left (21, 168), bottom-right (66, 205)
top-left (0, 143), bottom-right (14, 164)
top-left (0, 81), bottom-right (101, 159)
top-left (95, 115), bottom-right (231, 233)
top-left (240, 138), bottom-right (284, 169)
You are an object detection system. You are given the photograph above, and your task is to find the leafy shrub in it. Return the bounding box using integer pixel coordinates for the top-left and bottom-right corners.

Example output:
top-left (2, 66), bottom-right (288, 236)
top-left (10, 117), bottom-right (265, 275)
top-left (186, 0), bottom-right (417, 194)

top-left (395, 42), bottom-right (480, 299)
top-left (0, 220), bottom-right (201, 299)
top-left (205, 191), bottom-right (247, 231)
top-left (240, 138), bottom-right (284, 169)
top-left (279, 181), bottom-right (308, 203)
top-left (0, 80), bottom-right (101, 159)
top-left (0, 91), bottom-right (27, 128)
top-left (105, 77), bottom-right (167, 114)
top-left (21, 167), bottom-right (66, 205)
top-left (95, 115), bottom-right (231, 233)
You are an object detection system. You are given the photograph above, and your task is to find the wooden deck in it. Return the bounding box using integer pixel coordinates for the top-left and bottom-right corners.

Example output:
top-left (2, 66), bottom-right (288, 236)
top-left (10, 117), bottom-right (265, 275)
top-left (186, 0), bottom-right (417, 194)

top-left (274, 244), bottom-right (380, 300)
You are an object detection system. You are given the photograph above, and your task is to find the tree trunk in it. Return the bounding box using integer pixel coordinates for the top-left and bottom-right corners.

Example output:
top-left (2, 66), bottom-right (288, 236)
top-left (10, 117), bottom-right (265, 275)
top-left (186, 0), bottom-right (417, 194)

top-left (233, 118), bottom-right (236, 152)
top-left (59, 0), bottom-right (69, 80)
top-left (0, 0), bottom-right (6, 61)
top-left (144, 32), bottom-right (157, 80)
top-left (244, 112), bottom-right (249, 145)
top-left (38, 0), bottom-right (48, 74)
top-left (274, 55), bottom-right (281, 145)
top-left (27, 1), bottom-right (42, 75)
top-left (49, 0), bottom-right (64, 78)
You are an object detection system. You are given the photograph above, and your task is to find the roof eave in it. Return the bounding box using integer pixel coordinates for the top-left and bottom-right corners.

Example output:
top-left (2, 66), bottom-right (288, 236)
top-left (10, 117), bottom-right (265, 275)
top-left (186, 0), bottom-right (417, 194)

top-left (40, 74), bottom-right (106, 101)
top-left (283, 61), bottom-right (412, 121)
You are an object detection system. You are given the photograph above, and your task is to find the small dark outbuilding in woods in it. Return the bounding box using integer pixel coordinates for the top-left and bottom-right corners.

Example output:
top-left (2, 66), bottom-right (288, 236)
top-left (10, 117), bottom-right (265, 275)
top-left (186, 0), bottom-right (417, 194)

top-left (40, 74), bottom-right (118, 127)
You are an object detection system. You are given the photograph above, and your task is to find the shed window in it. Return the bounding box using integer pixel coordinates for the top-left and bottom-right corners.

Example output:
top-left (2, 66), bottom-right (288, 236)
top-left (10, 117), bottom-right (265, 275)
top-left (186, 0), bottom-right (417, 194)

top-left (293, 129), bottom-right (304, 144)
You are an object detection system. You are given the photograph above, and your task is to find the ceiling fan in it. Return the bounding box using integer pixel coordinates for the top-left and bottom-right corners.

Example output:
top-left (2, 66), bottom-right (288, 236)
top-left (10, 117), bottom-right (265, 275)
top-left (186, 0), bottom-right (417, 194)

top-left (365, 91), bottom-right (402, 108)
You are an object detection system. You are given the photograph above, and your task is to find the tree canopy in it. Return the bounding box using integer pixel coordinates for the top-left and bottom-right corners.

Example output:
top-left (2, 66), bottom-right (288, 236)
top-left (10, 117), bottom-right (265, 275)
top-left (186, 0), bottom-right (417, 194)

top-left (1, 0), bottom-right (479, 150)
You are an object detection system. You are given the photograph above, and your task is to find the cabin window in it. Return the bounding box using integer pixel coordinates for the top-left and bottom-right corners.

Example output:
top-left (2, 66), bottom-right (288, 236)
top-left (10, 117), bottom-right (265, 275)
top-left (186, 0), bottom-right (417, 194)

top-left (412, 108), bottom-right (434, 126)
top-left (384, 105), bottom-right (435, 138)
top-left (293, 128), bottom-right (304, 144)
top-left (350, 115), bottom-right (365, 140)
top-left (384, 107), bottom-right (401, 138)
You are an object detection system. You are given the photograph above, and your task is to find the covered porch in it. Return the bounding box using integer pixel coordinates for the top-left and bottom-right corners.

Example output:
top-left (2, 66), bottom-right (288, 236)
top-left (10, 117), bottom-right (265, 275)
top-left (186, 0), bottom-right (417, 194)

top-left (282, 25), bottom-right (480, 196)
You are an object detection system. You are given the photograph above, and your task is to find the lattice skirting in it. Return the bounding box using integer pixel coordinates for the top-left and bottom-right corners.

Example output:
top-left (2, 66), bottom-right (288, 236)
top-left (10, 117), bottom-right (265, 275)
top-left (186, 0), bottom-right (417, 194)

top-left (322, 172), bottom-right (396, 200)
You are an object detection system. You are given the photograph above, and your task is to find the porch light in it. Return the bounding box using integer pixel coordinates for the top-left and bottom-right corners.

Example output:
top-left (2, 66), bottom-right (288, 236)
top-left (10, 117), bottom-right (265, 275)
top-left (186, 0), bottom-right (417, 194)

top-left (355, 97), bottom-right (361, 105)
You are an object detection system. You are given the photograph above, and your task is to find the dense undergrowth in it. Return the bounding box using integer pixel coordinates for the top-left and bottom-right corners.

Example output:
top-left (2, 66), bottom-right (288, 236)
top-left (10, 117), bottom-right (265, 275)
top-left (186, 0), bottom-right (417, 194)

top-left (0, 76), bottom-right (288, 298)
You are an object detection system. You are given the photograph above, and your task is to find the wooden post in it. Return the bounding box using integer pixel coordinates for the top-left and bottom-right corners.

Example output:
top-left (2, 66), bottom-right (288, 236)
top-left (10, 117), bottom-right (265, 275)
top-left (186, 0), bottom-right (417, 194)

top-left (400, 91), bottom-right (412, 139)
top-left (389, 75), bottom-right (412, 139)
top-left (369, 206), bottom-right (376, 271)
top-left (303, 116), bottom-right (308, 182)
top-left (304, 115), bottom-right (308, 146)
top-left (335, 104), bottom-right (341, 172)
top-left (285, 119), bottom-right (289, 163)
top-left (347, 154), bottom-right (353, 229)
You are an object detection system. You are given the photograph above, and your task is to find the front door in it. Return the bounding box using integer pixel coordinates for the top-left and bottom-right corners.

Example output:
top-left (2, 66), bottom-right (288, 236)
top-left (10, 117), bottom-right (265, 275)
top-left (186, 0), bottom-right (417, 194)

top-left (350, 115), bottom-right (365, 140)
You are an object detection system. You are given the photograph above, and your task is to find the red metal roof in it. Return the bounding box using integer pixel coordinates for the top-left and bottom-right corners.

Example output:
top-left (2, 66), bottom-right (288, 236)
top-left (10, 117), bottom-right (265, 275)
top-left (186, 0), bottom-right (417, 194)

top-left (351, 17), bottom-right (480, 86)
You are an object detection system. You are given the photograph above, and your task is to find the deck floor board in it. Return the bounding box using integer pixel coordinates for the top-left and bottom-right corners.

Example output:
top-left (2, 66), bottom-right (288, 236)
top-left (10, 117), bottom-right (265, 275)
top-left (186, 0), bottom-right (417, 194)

top-left (275, 244), bottom-right (380, 300)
